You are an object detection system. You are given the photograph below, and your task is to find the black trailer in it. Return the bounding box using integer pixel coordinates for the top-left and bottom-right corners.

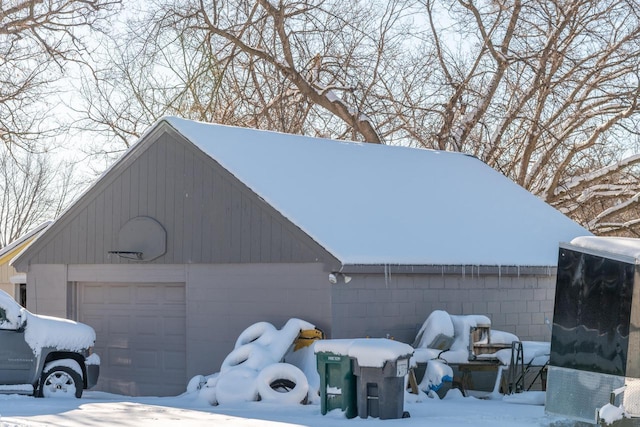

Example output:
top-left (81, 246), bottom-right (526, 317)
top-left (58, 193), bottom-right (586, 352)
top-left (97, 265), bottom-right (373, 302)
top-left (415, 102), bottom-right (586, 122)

top-left (545, 237), bottom-right (640, 425)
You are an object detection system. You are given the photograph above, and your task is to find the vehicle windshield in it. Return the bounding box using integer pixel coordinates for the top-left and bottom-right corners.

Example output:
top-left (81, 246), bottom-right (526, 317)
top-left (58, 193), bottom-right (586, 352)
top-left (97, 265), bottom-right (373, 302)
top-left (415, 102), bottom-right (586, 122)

top-left (0, 289), bottom-right (23, 329)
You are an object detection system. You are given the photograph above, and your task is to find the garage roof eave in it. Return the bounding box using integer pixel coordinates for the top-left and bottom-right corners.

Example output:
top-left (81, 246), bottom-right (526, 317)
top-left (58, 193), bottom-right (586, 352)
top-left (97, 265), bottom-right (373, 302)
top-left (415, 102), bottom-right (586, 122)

top-left (338, 264), bottom-right (558, 276)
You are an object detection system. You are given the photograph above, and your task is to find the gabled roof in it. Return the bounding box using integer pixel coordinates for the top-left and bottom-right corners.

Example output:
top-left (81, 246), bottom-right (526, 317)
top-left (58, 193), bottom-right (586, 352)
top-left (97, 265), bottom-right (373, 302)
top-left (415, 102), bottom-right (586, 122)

top-left (163, 117), bottom-right (590, 266)
top-left (0, 222), bottom-right (51, 266)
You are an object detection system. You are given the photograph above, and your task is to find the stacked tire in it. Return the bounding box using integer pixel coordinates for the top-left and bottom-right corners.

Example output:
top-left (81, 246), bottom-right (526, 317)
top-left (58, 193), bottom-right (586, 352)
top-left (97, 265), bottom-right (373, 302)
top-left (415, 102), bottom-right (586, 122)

top-left (193, 319), bottom-right (314, 405)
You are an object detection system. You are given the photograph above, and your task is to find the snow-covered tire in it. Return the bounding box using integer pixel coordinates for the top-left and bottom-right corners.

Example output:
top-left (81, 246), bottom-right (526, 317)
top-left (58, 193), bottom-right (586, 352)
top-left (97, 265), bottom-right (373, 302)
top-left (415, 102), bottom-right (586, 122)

top-left (215, 367), bottom-right (259, 404)
top-left (38, 361), bottom-right (83, 398)
top-left (221, 343), bottom-right (275, 373)
top-left (256, 363), bottom-right (309, 404)
top-left (234, 322), bottom-right (277, 349)
top-left (187, 375), bottom-right (206, 393)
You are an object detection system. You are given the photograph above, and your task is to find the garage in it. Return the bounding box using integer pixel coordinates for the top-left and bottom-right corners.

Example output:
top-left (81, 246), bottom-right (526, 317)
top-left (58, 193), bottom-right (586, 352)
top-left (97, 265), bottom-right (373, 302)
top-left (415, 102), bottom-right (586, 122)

top-left (10, 118), bottom-right (589, 396)
top-left (77, 282), bottom-right (187, 396)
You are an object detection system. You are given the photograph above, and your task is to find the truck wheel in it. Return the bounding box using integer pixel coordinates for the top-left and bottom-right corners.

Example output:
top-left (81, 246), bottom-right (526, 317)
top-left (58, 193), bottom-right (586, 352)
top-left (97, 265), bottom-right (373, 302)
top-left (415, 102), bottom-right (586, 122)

top-left (38, 366), bottom-right (83, 398)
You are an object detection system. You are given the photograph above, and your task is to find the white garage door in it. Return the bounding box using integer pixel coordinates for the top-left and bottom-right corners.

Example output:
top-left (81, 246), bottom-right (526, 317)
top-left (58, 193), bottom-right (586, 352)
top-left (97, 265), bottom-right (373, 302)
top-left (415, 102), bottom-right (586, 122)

top-left (78, 282), bottom-right (186, 396)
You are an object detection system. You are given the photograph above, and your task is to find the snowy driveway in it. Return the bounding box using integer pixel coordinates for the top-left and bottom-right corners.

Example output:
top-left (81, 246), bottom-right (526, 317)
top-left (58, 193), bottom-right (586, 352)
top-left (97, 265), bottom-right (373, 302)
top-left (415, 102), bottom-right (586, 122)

top-left (0, 391), bottom-right (575, 427)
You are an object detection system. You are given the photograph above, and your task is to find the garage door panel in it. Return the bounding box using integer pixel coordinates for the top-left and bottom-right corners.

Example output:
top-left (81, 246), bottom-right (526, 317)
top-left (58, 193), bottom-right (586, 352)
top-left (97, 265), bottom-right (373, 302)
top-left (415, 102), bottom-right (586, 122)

top-left (136, 286), bottom-right (159, 302)
top-left (133, 350), bottom-right (158, 368)
top-left (82, 285), bottom-right (105, 303)
top-left (107, 285), bottom-right (132, 303)
top-left (164, 285), bottom-right (185, 302)
top-left (109, 348), bottom-right (133, 367)
top-left (164, 317), bottom-right (186, 336)
top-left (109, 315), bottom-right (133, 335)
top-left (164, 351), bottom-right (186, 370)
top-left (78, 282), bottom-right (186, 397)
top-left (136, 316), bottom-right (160, 336)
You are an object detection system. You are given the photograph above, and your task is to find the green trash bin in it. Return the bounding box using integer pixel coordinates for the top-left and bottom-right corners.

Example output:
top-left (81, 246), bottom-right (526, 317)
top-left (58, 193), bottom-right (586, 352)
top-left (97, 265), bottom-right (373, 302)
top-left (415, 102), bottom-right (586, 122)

top-left (316, 351), bottom-right (357, 418)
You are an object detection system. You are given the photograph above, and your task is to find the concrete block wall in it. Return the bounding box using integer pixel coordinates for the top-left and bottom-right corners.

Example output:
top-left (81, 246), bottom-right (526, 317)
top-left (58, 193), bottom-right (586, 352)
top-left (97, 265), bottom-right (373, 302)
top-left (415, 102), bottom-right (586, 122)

top-left (330, 271), bottom-right (556, 344)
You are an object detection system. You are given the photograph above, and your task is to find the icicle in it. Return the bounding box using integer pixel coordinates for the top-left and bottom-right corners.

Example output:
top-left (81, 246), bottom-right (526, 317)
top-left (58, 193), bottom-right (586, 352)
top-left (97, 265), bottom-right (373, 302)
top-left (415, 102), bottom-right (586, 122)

top-left (384, 264), bottom-right (390, 288)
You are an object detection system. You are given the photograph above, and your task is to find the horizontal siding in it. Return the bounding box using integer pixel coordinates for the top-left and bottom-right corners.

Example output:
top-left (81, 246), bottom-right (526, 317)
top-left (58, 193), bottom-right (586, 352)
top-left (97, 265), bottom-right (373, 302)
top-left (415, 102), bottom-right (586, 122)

top-left (22, 130), bottom-right (336, 267)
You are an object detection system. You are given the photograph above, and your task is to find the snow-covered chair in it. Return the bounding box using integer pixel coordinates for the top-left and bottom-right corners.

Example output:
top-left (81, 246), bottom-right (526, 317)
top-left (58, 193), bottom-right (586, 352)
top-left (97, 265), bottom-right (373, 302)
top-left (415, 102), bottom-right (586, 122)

top-left (597, 380), bottom-right (640, 426)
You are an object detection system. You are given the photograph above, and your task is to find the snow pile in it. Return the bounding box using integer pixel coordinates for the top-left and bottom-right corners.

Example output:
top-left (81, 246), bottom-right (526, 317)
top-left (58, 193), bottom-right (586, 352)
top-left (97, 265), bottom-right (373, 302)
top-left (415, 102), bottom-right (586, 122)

top-left (0, 289), bottom-right (96, 356)
top-left (519, 341), bottom-right (551, 366)
top-left (282, 339), bottom-right (321, 402)
top-left (24, 312), bottom-right (96, 356)
top-left (413, 311), bottom-right (525, 365)
top-left (599, 403), bottom-right (626, 424)
top-left (594, 380), bottom-right (640, 425)
top-left (570, 236), bottom-right (640, 260)
top-left (421, 359), bottom-right (453, 396)
top-left (189, 318), bottom-right (319, 406)
top-left (412, 310), bottom-right (454, 349)
top-left (411, 311), bottom-right (550, 400)
top-left (502, 391), bottom-right (546, 405)
top-left (314, 338), bottom-right (414, 367)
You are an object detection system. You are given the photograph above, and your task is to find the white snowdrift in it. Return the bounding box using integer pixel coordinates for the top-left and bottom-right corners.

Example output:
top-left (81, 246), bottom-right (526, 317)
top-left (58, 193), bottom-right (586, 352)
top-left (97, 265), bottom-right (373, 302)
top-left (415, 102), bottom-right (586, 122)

top-left (216, 367), bottom-right (260, 404)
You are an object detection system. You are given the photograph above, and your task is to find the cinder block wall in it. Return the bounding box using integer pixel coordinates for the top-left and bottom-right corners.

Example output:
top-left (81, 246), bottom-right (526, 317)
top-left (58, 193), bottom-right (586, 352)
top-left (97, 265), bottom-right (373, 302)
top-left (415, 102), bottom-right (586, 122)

top-left (330, 271), bottom-right (556, 344)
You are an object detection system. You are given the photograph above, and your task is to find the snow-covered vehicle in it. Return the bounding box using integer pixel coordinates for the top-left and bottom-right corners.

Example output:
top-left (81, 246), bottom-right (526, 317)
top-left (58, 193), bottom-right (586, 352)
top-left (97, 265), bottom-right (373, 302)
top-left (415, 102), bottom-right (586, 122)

top-left (0, 289), bottom-right (99, 398)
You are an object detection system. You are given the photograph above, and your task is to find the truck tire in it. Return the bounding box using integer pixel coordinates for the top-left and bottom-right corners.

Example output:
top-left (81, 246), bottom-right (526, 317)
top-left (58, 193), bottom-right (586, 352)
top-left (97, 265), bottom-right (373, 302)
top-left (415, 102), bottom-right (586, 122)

top-left (38, 365), bottom-right (83, 398)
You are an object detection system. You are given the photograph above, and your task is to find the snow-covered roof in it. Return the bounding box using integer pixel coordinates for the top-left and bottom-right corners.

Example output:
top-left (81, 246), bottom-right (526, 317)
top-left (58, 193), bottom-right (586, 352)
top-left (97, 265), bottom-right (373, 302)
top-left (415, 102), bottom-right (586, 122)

top-left (0, 222), bottom-right (51, 258)
top-left (569, 236), bottom-right (640, 262)
top-left (0, 221), bottom-right (50, 265)
top-left (163, 117), bottom-right (589, 266)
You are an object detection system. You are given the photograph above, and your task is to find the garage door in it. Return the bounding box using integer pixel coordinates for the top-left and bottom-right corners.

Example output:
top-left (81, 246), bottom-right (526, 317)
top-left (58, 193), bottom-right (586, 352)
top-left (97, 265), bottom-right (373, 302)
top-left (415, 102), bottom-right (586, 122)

top-left (77, 282), bottom-right (186, 396)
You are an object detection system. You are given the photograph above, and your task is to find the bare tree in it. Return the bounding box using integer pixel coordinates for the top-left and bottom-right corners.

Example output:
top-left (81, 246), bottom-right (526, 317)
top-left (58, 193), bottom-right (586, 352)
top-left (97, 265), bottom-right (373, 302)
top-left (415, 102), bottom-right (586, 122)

top-left (413, 0), bottom-right (640, 236)
top-left (0, 149), bottom-right (73, 247)
top-left (75, 0), bottom-right (419, 148)
top-left (0, 0), bottom-right (121, 151)
top-left (77, 0), bottom-right (640, 236)
top-left (74, 5), bottom-right (235, 151)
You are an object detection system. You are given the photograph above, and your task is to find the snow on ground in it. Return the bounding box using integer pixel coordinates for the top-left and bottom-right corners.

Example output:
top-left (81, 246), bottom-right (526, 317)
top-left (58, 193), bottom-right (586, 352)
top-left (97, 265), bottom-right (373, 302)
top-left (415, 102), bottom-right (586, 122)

top-left (0, 313), bottom-right (575, 426)
top-left (0, 390), bottom-right (576, 427)
top-left (0, 311), bottom-right (574, 427)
